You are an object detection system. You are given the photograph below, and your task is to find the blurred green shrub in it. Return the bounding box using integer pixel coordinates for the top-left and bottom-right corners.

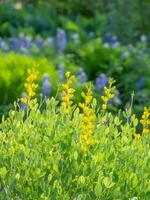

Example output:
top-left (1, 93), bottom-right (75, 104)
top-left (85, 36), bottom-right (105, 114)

top-left (0, 52), bottom-right (58, 106)
top-left (1, 1), bottom-right (150, 42)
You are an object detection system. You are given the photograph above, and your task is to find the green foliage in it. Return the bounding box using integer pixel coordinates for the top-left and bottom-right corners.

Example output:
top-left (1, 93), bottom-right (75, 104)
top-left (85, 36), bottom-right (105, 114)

top-left (0, 97), bottom-right (149, 199)
top-left (0, 53), bottom-right (58, 105)
top-left (1, 1), bottom-right (150, 41)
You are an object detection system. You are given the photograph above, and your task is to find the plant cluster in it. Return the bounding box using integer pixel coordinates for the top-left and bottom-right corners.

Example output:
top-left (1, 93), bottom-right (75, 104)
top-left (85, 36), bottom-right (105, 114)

top-left (0, 71), bottom-right (149, 199)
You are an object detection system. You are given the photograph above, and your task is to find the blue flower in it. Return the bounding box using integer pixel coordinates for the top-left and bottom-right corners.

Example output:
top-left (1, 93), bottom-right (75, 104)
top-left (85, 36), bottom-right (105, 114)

top-left (0, 38), bottom-right (6, 49)
top-left (104, 34), bottom-right (119, 48)
top-left (120, 52), bottom-right (128, 60)
top-left (77, 68), bottom-right (88, 83)
top-left (111, 36), bottom-right (119, 48)
top-left (9, 38), bottom-right (20, 51)
top-left (46, 37), bottom-right (54, 46)
top-left (140, 35), bottom-right (147, 43)
top-left (55, 28), bottom-right (67, 52)
top-left (34, 36), bottom-right (45, 49)
top-left (136, 77), bottom-right (146, 90)
top-left (57, 65), bottom-right (65, 81)
top-left (95, 74), bottom-right (109, 92)
top-left (19, 36), bottom-right (32, 49)
top-left (41, 75), bottom-right (51, 98)
top-left (104, 34), bottom-right (113, 43)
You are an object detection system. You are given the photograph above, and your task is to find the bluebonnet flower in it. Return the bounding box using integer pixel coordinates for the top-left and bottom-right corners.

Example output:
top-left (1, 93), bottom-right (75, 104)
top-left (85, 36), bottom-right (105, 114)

top-left (95, 74), bottom-right (109, 92)
top-left (0, 38), bottom-right (5, 49)
top-left (20, 92), bottom-right (27, 109)
top-left (77, 68), bottom-right (88, 83)
top-left (41, 75), bottom-right (51, 98)
top-left (46, 37), bottom-right (54, 46)
top-left (111, 36), bottom-right (119, 48)
top-left (19, 36), bottom-right (32, 49)
top-left (120, 52), bottom-right (128, 60)
top-left (140, 35), bottom-right (147, 43)
top-left (136, 77), bottom-right (146, 90)
top-left (104, 34), bottom-right (113, 43)
top-left (20, 47), bottom-right (29, 55)
top-left (34, 36), bottom-right (45, 49)
top-left (57, 65), bottom-right (65, 81)
top-left (104, 34), bottom-right (119, 48)
top-left (55, 28), bottom-right (67, 52)
top-left (9, 38), bottom-right (20, 51)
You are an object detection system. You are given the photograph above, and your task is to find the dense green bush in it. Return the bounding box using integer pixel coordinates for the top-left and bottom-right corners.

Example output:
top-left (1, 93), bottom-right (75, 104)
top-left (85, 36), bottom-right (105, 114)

top-left (0, 53), bottom-right (58, 105)
top-left (0, 91), bottom-right (149, 199)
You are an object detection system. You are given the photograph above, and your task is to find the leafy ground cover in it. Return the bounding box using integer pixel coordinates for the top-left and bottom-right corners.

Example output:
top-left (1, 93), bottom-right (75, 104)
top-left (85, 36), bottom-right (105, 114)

top-left (0, 70), bottom-right (149, 199)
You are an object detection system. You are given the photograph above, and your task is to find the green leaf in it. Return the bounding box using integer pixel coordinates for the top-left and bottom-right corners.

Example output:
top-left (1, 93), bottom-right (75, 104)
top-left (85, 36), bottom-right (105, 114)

top-left (103, 177), bottom-right (115, 189)
top-left (95, 182), bottom-right (102, 197)
top-left (114, 117), bottom-right (120, 126)
top-left (0, 167), bottom-right (7, 177)
top-left (73, 151), bottom-right (78, 160)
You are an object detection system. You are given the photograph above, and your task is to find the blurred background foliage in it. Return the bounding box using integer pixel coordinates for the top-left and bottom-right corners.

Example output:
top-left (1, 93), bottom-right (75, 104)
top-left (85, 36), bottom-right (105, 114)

top-left (0, 0), bottom-right (150, 42)
top-left (0, 0), bottom-right (150, 119)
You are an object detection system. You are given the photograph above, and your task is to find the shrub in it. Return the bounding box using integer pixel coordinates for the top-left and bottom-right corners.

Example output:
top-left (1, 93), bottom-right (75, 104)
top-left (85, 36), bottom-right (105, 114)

top-left (0, 72), bottom-right (149, 199)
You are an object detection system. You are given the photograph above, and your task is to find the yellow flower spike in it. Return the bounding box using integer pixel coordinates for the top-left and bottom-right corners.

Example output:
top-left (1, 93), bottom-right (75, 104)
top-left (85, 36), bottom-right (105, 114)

top-left (140, 106), bottom-right (150, 135)
top-left (85, 96), bottom-right (93, 105)
top-left (133, 133), bottom-right (141, 140)
top-left (65, 71), bottom-right (71, 78)
top-left (62, 83), bottom-right (69, 90)
top-left (101, 77), bottom-right (116, 111)
top-left (20, 68), bottom-right (38, 105)
top-left (80, 146), bottom-right (88, 152)
top-left (102, 104), bottom-right (107, 110)
top-left (68, 88), bottom-right (75, 94)
top-left (86, 140), bottom-right (95, 145)
top-left (61, 71), bottom-right (75, 114)
top-left (20, 97), bottom-right (28, 104)
top-left (69, 75), bottom-right (75, 82)
top-left (79, 83), bottom-right (95, 152)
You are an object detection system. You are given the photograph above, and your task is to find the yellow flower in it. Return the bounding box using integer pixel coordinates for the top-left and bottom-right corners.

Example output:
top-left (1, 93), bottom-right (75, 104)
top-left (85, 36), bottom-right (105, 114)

top-left (61, 71), bottom-right (75, 114)
top-left (20, 68), bottom-right (38, 105)
top-left (133, 133), bottom-right (141, 140)
top-left (102, 104), bottom-right (107, 110)
top-left (80, 146), bottom-right (88, 152)
top-left (65, 71), bottom-right (71, 78)
top-left (101, 78), bottom-right (116, 111)
top-left (20, 97), bottom-right (28, 104)
top-left (79, 84), bottom-right (96, 151)
top-left (140, 107), bottom-right (150, 135)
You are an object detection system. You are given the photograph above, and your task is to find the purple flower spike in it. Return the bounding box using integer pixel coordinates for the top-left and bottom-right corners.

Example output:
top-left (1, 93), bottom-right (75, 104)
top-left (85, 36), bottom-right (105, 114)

top-left (77, 68), bottom-right (88, 83)
top-left (120, 52), bottom-right (127, 60)
top-left (136, 77), bottom-right (146, 90)
top-left (35, 36), bottom-right (45, 49)
top-left (57, 65), bottom-right (66, 81)
top-left (95, 74), bottom-right (109, 92)
top-left (41, 75), bottom-right (51, 98)
top-left (55, 28), bottom-right (67, 52)
top-left (140, 35), bottom-right (147, 43)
